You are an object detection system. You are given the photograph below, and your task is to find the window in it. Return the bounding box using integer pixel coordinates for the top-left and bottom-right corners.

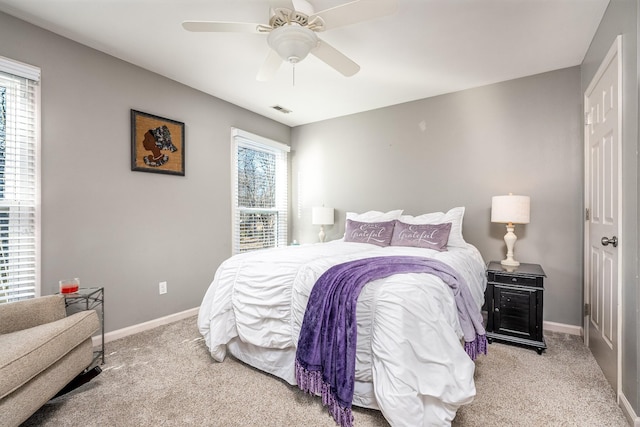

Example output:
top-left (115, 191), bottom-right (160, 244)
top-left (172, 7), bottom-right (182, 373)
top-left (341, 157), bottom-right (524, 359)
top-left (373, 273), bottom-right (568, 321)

top-left (232, 128), bottom-right (289, 254)
top-left (0, 56), bottom-right (40, 303)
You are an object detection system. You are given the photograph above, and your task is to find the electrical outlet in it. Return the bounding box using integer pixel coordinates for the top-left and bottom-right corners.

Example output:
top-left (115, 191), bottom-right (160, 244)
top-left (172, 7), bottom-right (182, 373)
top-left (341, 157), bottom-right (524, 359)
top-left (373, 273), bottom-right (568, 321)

top-left (159, 281), bottom-right (167, 295)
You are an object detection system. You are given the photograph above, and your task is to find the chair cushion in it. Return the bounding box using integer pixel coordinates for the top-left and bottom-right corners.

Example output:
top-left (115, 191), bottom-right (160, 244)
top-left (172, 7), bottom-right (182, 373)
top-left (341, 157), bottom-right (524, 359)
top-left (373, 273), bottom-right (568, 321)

top-left (0, 339), bottom-right (94, 427)
top-left (0, 309), bottom-right (99, 399)
top-left (0, 295), bottom-right (67, 335)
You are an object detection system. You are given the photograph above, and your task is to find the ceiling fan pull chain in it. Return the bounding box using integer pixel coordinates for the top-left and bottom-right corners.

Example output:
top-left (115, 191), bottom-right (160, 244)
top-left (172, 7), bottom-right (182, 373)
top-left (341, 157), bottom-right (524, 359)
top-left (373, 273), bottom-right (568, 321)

top-left (292, 64), bottom-right (296, 87)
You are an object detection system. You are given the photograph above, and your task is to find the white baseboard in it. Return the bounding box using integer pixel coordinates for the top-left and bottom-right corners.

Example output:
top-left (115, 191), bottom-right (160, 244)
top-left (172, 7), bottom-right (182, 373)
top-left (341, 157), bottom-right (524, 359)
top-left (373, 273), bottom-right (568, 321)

top-left (620, 391), bottom-right (640, 426)
top-left (95, 313), bottom-right (583, 346)
top-left (544, 320), bottom-right (583, 336)
top-left (93, 306), bottom-right (199, 347)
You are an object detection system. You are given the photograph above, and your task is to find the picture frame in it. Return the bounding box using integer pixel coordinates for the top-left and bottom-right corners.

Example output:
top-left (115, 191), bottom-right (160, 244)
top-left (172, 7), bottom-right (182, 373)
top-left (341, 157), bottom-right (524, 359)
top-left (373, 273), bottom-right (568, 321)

top-left (131, 109), bottom-right (185, 176)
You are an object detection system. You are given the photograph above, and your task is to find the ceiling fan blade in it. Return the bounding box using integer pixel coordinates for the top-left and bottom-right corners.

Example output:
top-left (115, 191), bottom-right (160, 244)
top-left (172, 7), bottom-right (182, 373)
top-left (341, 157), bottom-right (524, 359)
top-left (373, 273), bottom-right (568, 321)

top-left (311, 0), bottom-right (398, 31)
top-left (311, 39), bottom-right (360, 77)
top-left (182, 21), bottom-right (260, 33)
top-left (257, 49), bottom-right (284, 81)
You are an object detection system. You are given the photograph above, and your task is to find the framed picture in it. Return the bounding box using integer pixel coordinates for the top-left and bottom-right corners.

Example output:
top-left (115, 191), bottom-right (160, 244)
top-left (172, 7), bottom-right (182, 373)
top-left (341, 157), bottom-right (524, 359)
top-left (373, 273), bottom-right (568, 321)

top-left (131, 109), bottom-right (185, 176)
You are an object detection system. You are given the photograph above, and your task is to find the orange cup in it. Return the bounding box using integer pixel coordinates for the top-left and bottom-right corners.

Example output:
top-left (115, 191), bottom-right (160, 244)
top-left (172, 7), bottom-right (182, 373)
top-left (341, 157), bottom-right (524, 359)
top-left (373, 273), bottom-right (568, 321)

top-left (59, 279), bottom-right (79, 294)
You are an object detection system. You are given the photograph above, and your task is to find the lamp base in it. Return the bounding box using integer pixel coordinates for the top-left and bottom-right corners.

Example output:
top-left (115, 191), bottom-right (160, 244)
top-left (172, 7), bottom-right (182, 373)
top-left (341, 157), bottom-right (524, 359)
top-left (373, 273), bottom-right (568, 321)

top-left (500, 258), bottom-right (520, 268)
top-left (501, 223), bottom-right (520, 268)
top-left (318, 225), bottom-right (326, 243)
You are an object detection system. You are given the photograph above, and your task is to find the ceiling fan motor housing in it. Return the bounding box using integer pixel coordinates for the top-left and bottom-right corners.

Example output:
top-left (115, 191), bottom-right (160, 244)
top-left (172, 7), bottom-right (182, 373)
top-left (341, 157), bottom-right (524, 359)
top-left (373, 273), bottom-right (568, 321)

top-left (267, 25), bottom-right (319, 63)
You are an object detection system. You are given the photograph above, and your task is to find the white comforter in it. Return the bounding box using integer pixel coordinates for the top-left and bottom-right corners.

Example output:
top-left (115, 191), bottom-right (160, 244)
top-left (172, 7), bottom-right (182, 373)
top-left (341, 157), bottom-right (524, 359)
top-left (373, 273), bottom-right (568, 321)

top-left (198, 240), bottom-right (487, 426)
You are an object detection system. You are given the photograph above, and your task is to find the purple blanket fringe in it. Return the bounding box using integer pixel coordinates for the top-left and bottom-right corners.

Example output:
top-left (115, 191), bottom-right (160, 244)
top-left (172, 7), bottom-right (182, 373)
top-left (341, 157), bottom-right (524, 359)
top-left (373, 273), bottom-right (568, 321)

top-left (465, 334), bottom-right (488, 361)
top-left (296, 362), bottom-right (354, 427)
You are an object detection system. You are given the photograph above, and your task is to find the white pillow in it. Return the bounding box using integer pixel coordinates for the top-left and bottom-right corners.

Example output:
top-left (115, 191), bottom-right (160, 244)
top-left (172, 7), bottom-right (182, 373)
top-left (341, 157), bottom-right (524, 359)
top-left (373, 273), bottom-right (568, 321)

top-left (345, 209), bottom-right (404, 222)
top-left (398, 207), bottom-right (466, 248)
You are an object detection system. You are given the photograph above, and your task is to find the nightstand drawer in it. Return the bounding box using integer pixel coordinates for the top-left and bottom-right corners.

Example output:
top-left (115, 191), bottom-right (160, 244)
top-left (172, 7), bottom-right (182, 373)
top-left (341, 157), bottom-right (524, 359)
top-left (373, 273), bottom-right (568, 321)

top-left (491, 273), bottom-right (541, 288)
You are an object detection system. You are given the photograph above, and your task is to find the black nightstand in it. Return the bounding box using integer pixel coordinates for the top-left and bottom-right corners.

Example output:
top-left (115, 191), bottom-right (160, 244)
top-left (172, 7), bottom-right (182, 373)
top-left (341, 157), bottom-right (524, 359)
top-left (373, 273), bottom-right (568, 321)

top-left (485, 261), bottom-right (546, 354)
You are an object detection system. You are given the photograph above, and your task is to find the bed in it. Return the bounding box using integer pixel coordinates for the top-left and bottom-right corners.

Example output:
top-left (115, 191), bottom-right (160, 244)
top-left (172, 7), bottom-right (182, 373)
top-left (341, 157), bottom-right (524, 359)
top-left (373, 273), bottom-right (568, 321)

top-left (198, 207), bottom-right (487, 426)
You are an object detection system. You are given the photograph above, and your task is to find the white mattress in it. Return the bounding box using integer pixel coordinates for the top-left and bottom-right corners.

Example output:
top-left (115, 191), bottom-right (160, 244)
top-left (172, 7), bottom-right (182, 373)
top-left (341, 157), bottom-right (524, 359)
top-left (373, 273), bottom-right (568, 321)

top-left (198, 240), bottom-right (487, 426)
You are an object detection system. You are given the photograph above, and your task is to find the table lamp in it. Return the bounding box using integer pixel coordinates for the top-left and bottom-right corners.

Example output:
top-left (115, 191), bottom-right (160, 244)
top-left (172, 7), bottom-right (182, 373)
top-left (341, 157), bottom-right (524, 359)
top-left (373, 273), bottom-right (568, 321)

top-left (312, 206), bottom-right (334, 243)
top-left (491, 194), bottom-right (530, 267)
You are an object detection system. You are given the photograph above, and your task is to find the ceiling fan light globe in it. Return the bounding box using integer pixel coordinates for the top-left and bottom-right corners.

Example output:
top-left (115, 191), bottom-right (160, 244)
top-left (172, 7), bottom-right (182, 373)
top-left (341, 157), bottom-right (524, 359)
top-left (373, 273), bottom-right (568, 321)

top-left (267, 25), bottom-right (318, 64)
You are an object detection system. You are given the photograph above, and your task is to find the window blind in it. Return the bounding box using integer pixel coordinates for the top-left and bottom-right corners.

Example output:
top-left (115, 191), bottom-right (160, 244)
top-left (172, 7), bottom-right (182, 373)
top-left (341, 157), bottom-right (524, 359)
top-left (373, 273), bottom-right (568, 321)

top-left (0, 57), bottom-right (40, 303)
top-left (232, 128), bottom-right (289, 254)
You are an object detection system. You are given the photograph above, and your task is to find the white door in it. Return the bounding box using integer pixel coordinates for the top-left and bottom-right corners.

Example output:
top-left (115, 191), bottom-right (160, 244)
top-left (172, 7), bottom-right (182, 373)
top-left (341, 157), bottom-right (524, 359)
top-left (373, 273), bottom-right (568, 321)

top-left (584, 36), bottom-right (621, 395)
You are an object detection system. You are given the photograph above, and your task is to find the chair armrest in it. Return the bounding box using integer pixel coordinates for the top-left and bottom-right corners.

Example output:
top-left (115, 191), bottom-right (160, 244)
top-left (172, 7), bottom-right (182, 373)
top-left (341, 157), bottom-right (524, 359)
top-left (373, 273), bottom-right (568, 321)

top-left (0, 295), bottom-right (67, 334)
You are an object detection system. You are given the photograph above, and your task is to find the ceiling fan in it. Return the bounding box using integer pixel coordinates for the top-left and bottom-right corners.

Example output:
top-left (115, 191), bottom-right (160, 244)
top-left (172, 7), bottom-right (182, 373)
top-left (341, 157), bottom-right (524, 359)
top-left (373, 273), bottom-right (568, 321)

top-left (182, 0), bottom-right (398, 81)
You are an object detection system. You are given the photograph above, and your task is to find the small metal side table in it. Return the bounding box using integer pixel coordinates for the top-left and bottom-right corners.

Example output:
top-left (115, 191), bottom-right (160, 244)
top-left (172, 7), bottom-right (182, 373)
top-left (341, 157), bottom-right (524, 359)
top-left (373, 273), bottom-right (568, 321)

top-left (61, 287), bottom-right (105, 366)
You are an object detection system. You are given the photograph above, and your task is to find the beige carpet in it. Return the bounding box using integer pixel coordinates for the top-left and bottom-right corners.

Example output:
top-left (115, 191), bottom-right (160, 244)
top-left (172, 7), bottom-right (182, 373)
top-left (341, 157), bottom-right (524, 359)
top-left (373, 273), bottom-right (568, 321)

top-left (22, 316), bottom-right (628, 426)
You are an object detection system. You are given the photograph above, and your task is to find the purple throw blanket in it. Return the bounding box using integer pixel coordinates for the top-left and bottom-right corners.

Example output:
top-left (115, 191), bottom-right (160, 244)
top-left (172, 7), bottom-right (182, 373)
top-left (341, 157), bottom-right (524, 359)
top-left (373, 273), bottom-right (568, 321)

top-left (295, 256), bottom-right (487, 427)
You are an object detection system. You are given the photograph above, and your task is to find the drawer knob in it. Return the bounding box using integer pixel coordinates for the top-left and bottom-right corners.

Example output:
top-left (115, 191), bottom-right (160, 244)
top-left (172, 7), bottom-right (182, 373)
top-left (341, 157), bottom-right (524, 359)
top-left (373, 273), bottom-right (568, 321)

top-left (494, 308), bottom-right (500, 312)
top-left (511, 277), bottom-right (517, 282)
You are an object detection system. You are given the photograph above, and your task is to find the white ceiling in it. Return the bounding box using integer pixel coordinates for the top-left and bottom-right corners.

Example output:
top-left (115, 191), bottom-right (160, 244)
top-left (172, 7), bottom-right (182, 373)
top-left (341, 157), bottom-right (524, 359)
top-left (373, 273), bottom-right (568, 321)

top-left (0, 0), bottom-right (609, 127)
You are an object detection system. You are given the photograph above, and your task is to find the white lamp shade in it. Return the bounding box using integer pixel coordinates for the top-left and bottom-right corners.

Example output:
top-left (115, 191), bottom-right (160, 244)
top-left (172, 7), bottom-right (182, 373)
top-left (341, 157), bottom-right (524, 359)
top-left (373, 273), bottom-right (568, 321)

top-left (491, 195), bottom-right (530, 224)
top-left (312, 206), bottom-right (334, 225)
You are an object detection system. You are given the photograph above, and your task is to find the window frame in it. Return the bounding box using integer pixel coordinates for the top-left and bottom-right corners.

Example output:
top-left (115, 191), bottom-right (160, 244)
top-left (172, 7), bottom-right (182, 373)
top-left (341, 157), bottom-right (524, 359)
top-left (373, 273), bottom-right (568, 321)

top-left (231, 128), bottom-right (289, 255)
top-left (0, 56), bottom-right (41, 303)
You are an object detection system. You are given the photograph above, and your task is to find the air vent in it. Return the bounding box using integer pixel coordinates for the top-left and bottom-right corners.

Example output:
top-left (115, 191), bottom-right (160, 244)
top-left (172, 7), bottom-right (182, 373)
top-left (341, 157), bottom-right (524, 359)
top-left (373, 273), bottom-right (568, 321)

top-left (271, 105), bottom-right (292, 114)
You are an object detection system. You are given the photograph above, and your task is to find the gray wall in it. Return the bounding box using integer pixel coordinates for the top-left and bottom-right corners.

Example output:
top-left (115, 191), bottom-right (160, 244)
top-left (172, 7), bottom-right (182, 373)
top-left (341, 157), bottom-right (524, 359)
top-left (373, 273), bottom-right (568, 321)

top-left (291, 67), bottom-right (583, 326)
top-left (4, 4), bottom-right (637, 417)
top-left (0, 11), bottom-right (290, 332)
top-left (581, 0), bottom-right (639, 415)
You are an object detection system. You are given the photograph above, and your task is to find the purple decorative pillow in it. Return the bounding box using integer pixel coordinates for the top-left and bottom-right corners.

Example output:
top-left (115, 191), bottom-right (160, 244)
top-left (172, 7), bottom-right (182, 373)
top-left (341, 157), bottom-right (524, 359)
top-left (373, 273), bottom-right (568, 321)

top-left (390, 221), bottom-right (452, 251)
top-left (344, 219), bottom-right (395, 247)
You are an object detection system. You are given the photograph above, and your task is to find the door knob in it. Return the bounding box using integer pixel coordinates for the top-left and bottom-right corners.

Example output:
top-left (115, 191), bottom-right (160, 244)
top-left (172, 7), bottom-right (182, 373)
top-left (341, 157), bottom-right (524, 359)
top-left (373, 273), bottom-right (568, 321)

top-left (601, 236), bottom-right (618, 247)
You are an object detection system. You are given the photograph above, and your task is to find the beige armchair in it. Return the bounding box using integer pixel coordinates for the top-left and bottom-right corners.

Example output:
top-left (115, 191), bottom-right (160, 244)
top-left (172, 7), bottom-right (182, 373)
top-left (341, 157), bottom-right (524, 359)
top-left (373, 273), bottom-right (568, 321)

top-left (0, 294), bottom-right (100, 427)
